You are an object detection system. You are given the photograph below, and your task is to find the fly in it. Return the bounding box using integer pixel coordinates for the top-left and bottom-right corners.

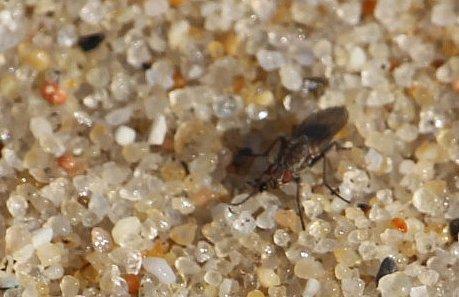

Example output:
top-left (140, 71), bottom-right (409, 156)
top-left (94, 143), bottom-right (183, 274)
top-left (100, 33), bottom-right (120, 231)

top-left (230, 106), bottom-right (350, 230)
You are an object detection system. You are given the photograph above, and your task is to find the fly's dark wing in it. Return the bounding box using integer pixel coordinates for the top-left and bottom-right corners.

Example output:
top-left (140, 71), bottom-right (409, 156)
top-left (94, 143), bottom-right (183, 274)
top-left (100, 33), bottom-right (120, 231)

top-left (292, 106), bottom-right (348, 146)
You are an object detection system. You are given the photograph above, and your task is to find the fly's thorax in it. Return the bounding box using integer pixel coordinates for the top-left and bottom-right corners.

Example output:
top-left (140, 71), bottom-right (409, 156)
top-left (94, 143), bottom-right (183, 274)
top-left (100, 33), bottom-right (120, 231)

top-left (281, 136), bottom-right (311, 172)
top-left (261, 164), bottom-right (283, 189)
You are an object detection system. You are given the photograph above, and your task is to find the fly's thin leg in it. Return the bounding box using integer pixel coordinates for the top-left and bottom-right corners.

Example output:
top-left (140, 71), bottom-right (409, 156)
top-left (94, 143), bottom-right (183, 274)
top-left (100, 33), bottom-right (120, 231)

top-left (322, 153), bottom-right (350, 203)
top-left (228, 189), bottom-right (259, 207)
top-left (270, 136), bottom-right (288, 163)
top-left (260, 136), bottom-right (288, 159)
top-left (307, 141), bottom-right (350, 203)
top-left (307, 141), bottom-right (347, 167)
top-left (295, 177), bottom-right (306, 230)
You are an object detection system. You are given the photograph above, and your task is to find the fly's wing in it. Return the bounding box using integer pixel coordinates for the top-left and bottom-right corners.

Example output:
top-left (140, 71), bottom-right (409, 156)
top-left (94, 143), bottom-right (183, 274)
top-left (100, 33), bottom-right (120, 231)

top-left (292, 106), bottom-right (348, 147)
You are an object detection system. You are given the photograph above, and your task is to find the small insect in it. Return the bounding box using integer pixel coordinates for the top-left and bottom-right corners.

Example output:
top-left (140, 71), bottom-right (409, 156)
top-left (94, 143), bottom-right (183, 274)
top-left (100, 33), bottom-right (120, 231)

top-left (78, 33), bottom-right (105, 52)
top-left (230, 106), bottom-right (350, 230)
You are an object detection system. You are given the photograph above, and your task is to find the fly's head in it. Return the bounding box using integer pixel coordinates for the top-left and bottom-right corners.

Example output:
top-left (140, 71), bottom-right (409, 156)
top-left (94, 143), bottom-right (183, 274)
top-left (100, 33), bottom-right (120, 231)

top-left (261, 164), bottom-right (295, 190)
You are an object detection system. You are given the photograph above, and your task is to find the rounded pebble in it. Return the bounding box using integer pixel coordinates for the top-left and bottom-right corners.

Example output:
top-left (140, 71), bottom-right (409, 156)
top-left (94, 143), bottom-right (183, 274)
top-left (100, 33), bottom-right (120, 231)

top-left (143, 257), bottom-right (177, 285)
top-left (115, 126), bottom-right (136, 146)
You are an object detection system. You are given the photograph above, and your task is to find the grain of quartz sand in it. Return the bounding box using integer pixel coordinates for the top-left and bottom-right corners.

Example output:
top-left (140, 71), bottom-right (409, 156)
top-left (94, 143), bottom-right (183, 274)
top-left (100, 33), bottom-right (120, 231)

top-left (0, 0), bottom-right (458, 297)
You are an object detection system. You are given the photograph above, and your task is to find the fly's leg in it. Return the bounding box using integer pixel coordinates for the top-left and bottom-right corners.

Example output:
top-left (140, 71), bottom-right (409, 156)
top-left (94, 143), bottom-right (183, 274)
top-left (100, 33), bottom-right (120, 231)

top-left (307, 141), bottom-right (347, 167)
top-left (307, 141), bottom-right (350, 203)
top-left (228, 188), bottom-right (259, 212)
top-left (295, 177), bottom-right (306, 230)
top-left (270, 136), bottom-right (289, 164)
top-left (322, 155), bottom-right (349, 203)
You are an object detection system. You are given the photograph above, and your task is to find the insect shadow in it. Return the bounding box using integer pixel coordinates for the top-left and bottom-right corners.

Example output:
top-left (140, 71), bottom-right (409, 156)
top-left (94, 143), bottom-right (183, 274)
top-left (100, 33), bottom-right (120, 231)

top-left (229, 106), bottom-right (351, 230)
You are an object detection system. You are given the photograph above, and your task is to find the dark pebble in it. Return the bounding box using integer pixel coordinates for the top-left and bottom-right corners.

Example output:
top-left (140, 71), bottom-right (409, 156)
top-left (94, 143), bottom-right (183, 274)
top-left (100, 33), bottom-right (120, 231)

top-left (180, 161), bottom-right (190, 175)
top-left (450, 218), bottom-right (459, 241)
top-left (375, 257), bottom-right (398, 285)
top-left (78, 33), bottom-right (105, 51)
top-left (357, 203), bottom-right (371, 212)
top-left (141, 62), bottom-right (152, 70)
